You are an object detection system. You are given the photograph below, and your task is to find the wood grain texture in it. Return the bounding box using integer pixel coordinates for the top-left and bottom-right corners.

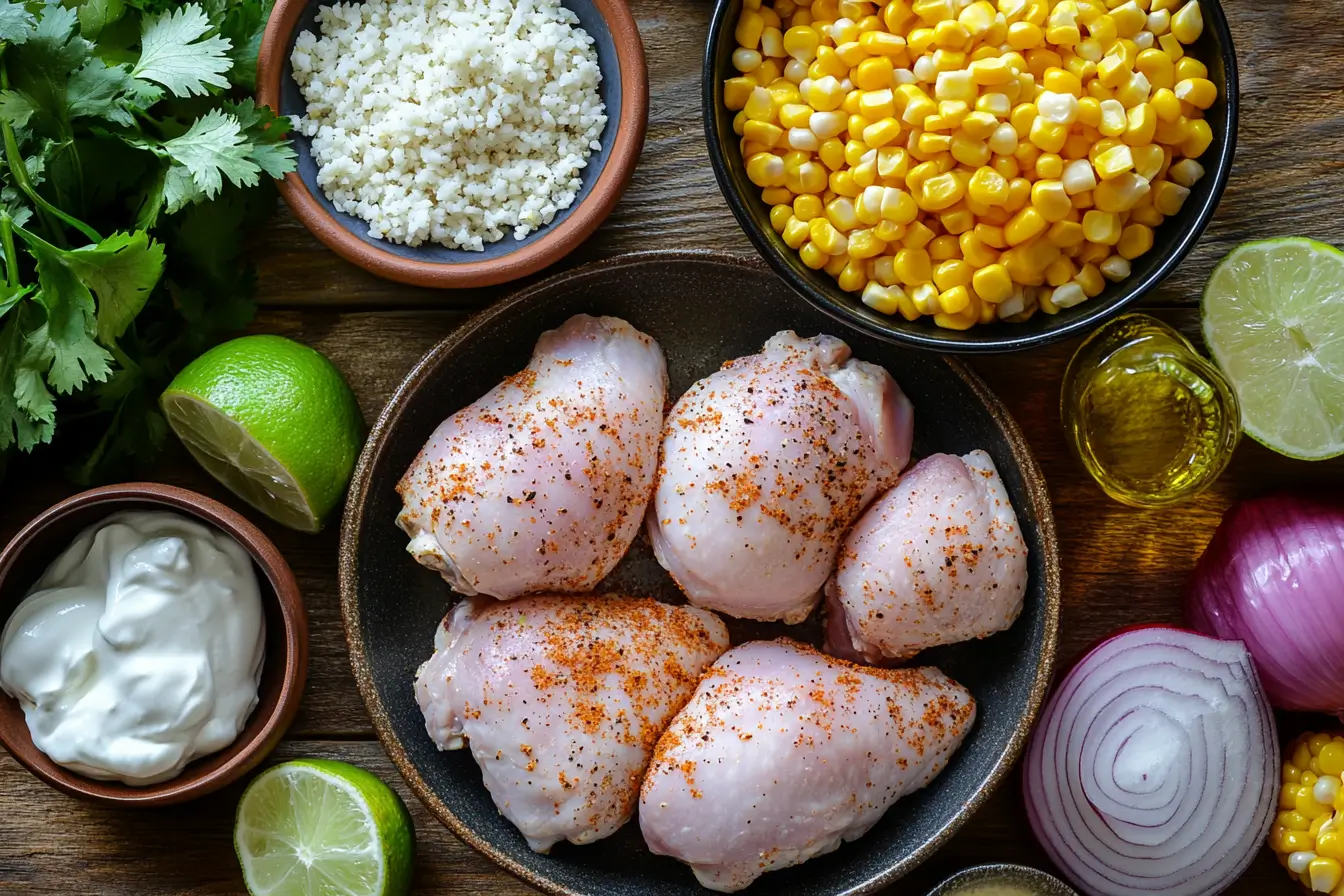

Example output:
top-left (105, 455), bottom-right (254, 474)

top-left (6, 0), bottom-right (1344, 889)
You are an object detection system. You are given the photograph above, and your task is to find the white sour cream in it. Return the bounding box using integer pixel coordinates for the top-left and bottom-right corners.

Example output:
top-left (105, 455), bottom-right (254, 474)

top-left (0, 511), bottom-right (266, 785)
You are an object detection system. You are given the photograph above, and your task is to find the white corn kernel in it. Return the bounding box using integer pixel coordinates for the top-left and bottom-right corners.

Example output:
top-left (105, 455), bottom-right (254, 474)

top-left (988, 122), bottom-right (1019, 154)
top-left (810, 111), bottom-right (847, 139)
top-left (1052, 282), bottom-right (1088, 308)
top-left (935, 69), bottom-right (977, 102)
top-left (788, 127), bottom-right (821, 150)
top-left (996, 287), bottom-right (1026, 318)
top-left (893, 69), bottom-right (918, 86)
top-left (914, 55), bottom-right (939, 83)
top-left (1100, 255), bottom-right (1132, 280)
top-left (1038, 91), bottom-right (1080, 124)
top-left (979, 93), bottom-right (1012, 117)
top-left (862, 282), bottom-right (901, 314)
top-left (1147, 9), bottom-right (1171, 34)
top-left (1134, 31), bottom-right (1154, 49)
top-left (1315, 775), bottom-right (1341, 807)
top-left (1168, 158), bottom-right (1207, 187)
top-left (1289, 852), bottom-right (1318, 875)
top-left (1062, 158), bottom-right (1098, 194)
top-left (785, 58), bottom-right (809, 83)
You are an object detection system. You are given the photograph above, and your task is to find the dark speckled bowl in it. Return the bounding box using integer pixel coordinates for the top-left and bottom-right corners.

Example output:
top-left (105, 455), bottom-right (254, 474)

top-left (257, 0), bottom-right (648, 288)
top-left (339, 250), bottom-right (1061, 894)
top-left (926, 864), bottom-right (1079, 896)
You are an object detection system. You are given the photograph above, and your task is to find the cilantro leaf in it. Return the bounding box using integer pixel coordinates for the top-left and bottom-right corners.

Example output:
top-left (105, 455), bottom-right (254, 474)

top-left (161, 107), bottom-right (259, 196)
top-left (0, 310), bottom-right (56, 452)
top-left (5, 4), bottom-right (91, 138)
top-left (131, 4), bottom-right (233, 98)
top-left (16, 230), bottom-right (113, 392)
top-left (0, 281), bottom-right (34, 321)
top-left (66, 58), bottom-right (136, 125)
top-left (0, 90), bottom-right (33, 128)
top-left (225, 98), bottom-right (296, 178)
top-left (0, 1), bottom-right (36, 44)
top-left (218, 0), bottom-right (273, 91)
top-left (66, 231), bottom-right (166, 342)
top-left (77, 0), bottom-right (127, 41)
top-left (162, 161), bottom-right (203, 214)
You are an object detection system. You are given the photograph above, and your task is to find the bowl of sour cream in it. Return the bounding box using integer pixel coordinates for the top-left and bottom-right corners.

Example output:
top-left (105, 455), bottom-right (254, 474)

top-left (0, 483), bottom-right (308, 805)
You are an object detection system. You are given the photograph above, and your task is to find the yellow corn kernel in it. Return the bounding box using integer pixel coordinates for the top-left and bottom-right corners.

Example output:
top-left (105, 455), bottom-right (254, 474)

top-left (1131, 143), bottom-right (1165, 181)
top-left (933, 306), bottom-right (979, 329)
top-left (859, 89), bottom-right (896, 121)
top-left (1094, 143), bottom-right (1135, 179)
top-left (811, 46), bottom-right (851, 80)
top-left (966, 56), bottom-right (1011, 87)
top-left (725, 77), bottom-right (758, 110)
top-left (926, 234), bottom-right (960, 261)
top-left (1029, 117), bottom-right (1068, 153)
top-left (849, 228), bottom-right (888, 259)
top-left (732, 110), bottom-right (749, 136)
top-left (744, 120), bottom-right (785, 148)
top-left (904, 219), bottom-right (936, 249)
top-left (960, 232), bottom-right (1000, 267)
top-left (970, 263), bottom-right (1012, 302)
top-left (1135, 48), bottom-right (1175, 90)
top-left (974, 222), bottom-right (1006, 248)
top-left (1004, 176), bottom-right (1032, 212)
top-left (799, 241), bottom-right (828, 269)
top-left (1033, 153), bottom-right (1063, 180)
top-left (1311, 857), bottom-right (1343, 894)
top-left (763, 186), bottom-right (794, 206)
top-left (836, 261), bottom-right (867, 294)
top-left (859, 30), bottom-right (909, 60)
top-left (1150, 87), bottom-right (1182, 123)
top-left (1032, 179), bottom-right (1073, 222)
top-left (959, 0), bottom-right (997, 33)
top-left (1175, 56), bottom-right (1208, 82)
top-left (1006, 20), bottom-right (1043, 50)
top-left (933, 283), bottom-right (970, 315)
top-left (930, 18), bottom-right (968, 49)
top-left (1005, 206), bottom-right (1047, 246)
top-left (938, 100), bottom-right (970, 127)
top-left (907, 282), bottom-right (939, 315)
top-left (751, 59), bottom-right (783, 85)
top-left (1048, 219), bottom-right (1086, 247)
top-left (1122, 103), bottom-right (1157, 145)
top-left (932, 48), bottom-right (968, 73)
top-left (780, 103), bottom-right (814, 129)
top-left (1150, 180), bottom-right (1189, 216)
top-left (1130, 203), bottom-right (1164, 227)
top-left (933, 258), bottom-right (974, 291)
top-left (877, 146), bottom-right (911, 179)
top-left (829, 169), bottom-right (860, 196)
top-left (920, 171), bottom-right (966, 210)
top-left (824, 196), bottom-right (859, 231)
top-left (949, 135), bottom-right (991, 168)
top-left (1114, 72), bottom-right (1152, 109)
top-left (966, 167), bottom-right (1010, 206)
top-left (856, 186), bottom-right (885, 224)
top-left (782, 216), bottom-right (812, 248)
top-left (999, 248), bottom-right (1042, 286)
top-left (918, 131), bottom-right (953, 154)
top-left (1009, 103), bottom-right (1038, 136)
top-left (1074, 239), bottom-right (1109, 266)
top-left (1153, 113), bottom-right (1188, 145)
top-left (851, 57), bottom-right (892, 92)
top-left (1072, 189), bottom-right (1094, 209)
top-left (746, 152), bottom-right (787, 187)
top-left (834, 40), bottom-right (867, 67)
top-left (1107, 0), bottom-right (1145, 34)
top-left (800, 160), bottom-right (831, 193)
top-left (903, 94), bottom-right (939, 127)
top-left (1183, 118), bottom-right (1214, 158)
top-left (807, 76), bottom-right (848, 111)
top-left (1083, 210), bottom-right (1122, 244)
top-left (1157, 31), bottom-right (1184, 62)
top-left (761, 25), bottom-right (787, 57)
top-left (860, 118), bottom-right (900, 149)
top-left (1170, 0), bottom-right (1203, 43)
top-left (1095, 172), bottom-right (1150, 211)
top-left (770, 205), bottom-right (794, 233)
top-left (736, 9), bottom-right (766, 48)
top-left (842, 89), bottom-right (865, 116)
top-left (815, 138), bottom-right (843, 170)
top-left (794, 193), bottom-right (824, 221)
top-left (1044, 255), bottom-right (1076, 287)
top-left (1282, 782), bottom-right (1303, 810)
top-left (1041, 68), bottom-right (1080, 97)
top-left (810, 217), bottom-right (850, 255)
top-left (824, 254), bottom-right (850, 278)
top-left (1076, 262), bottom-right (1106, 296)
top-left (957, 111), bottom-right (997, 142)
top-left (942, 208), bottom-right (976, 234)
top-left (1096, 54), bottom-right (1129, 90)
top-left (1321, 830), bottom-right (1344, 861)
top-left (853, 158), bottom-right (879, 188)
top-left (1118, 223), bottom-right (1154, 259)
top-left (746, 86), bottom-right (779, 122)
top-left (905, 158), bottom-right (942, 193)
top-left (894, 247), bottom-right (933, 284)
top-left (1320, 744), bottom-right (1344, 778)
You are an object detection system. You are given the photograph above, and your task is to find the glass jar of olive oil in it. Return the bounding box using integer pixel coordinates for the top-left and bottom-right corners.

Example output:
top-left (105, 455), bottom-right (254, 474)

top-left (1061, 314), bottom-right (1241, 508)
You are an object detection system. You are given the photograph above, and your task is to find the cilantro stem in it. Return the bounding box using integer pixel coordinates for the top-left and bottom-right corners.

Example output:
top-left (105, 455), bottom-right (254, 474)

top-left (0, 212), bottom-right (17, 290)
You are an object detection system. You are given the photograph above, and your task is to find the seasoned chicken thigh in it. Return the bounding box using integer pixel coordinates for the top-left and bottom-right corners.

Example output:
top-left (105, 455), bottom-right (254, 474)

top-left (415, 595), bottom-right (729, 852)
top-left (640, 639), bottom-right (975, 892)
top-left (648, 332), bottom-right (912, 623)
top-left (397, 315), bottom-right (667, 599)
top-left (825, 450), bottom-right (1029, 664)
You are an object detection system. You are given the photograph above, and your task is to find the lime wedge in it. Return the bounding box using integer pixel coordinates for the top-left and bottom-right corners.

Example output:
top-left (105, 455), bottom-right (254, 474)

top-left (161, 335), bottom-right (365, 532)
top-left (234, 759), bottom-right (414, 896)
top-left (1202, 238), bottom-right (1344, 460)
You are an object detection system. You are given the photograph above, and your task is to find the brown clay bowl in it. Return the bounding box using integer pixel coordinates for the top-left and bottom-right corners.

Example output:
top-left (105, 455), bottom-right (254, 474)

top-left (339, 249), bottom-right (1061, 895)
top-left (256, 0), bottom-right (648, 288)
top-left (0, 483), bottom-right (309, 806)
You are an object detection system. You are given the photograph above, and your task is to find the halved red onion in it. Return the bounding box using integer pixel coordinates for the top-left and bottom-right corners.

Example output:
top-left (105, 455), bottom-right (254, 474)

top-left (1023, 626), bottom-right (1276, 896)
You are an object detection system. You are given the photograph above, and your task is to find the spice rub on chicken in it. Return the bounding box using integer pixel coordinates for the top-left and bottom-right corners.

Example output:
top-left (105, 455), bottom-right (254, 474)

top-left (414, 595), bottom-right (730, 852)
top-left (396, 315), bottom-right (667, 600)
top-left (647, 331), bottom-right (913, 624)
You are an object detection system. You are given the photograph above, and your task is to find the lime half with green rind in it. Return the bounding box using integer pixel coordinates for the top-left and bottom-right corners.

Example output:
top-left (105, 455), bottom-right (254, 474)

top-left (161, 335), bottom-right (364, 532)
top-left (234, 759), bottom-right (414, 896)
top-left (1202, 237), bottom-right (1344, 461)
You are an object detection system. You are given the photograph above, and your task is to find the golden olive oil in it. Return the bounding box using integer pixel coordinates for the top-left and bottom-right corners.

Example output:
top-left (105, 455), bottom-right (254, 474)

top-left (1062, 314), bottom-right (1241, 508)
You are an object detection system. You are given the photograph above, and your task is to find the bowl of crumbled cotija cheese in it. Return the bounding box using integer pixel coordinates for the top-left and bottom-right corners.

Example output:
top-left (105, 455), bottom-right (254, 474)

top-left (258, 0), bottom-right (647, 287)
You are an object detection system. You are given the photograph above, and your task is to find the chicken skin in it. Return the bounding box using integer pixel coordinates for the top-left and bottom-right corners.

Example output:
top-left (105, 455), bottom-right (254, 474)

top-left (647, 332), bottom-right (912, 623)
top-left (397, 315), bottom-right (667, 599)
top-left (639, 639), bottom-right (975, 892)
top-left (825, 450), bottom-right (1028, 664)
top-left (415, 595), bottom-right (729, 852)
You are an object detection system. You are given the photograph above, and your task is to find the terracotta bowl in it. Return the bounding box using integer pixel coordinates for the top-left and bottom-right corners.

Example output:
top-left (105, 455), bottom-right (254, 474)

top-left (0, 483), bottom-right (309, 806)
top-left (703, 0), bottom-right (1239, 352)
top-left (339, 250), bottom-right (1062, 895)
top-left (925, 863), bottom-right (1079, 896)
top-left (256, 0), bottom-right (648, 288)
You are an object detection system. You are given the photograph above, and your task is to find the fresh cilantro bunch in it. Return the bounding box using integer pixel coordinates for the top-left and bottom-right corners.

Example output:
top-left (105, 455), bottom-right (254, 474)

top-left (0, 0), bottom-right (294, 483)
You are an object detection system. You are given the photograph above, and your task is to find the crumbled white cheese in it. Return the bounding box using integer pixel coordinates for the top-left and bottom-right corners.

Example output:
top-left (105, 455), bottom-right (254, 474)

top-left (291, 0), bottom-right (608, 251)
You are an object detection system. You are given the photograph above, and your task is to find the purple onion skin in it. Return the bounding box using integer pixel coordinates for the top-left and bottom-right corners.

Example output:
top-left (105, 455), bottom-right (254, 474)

top-left (1185, 493), bottom-right (1344, 715)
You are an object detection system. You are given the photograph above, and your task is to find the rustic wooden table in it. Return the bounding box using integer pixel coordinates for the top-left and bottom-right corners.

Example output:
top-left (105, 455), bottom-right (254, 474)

top-left (2, 0), bottom-right (1342, 893)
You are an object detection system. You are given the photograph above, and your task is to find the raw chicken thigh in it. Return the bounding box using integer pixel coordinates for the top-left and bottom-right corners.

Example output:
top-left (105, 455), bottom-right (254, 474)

top-left (640, 639), bottom-right (975, 892)
top-left (648, 332), bottom-right (912, 623)
top-left (825, 450), bottom-right (1029, 664)
top-left (397, 315), bottom-right (667, 599)
top-left (415, 595), bottom-right (729, 852)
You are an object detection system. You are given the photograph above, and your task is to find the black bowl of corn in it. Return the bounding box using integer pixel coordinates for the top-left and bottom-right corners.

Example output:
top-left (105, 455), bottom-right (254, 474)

top-left (703, 0), bottom-right (1238, 353)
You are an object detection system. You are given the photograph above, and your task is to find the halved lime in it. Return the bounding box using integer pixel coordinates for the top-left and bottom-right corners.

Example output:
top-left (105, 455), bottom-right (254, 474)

top-left (161, 335), bottom-right (364, 532)
top-left (1202, 238), bottom-right (1344, 460)
top-left (234, 759), bottom-right (414, 896)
